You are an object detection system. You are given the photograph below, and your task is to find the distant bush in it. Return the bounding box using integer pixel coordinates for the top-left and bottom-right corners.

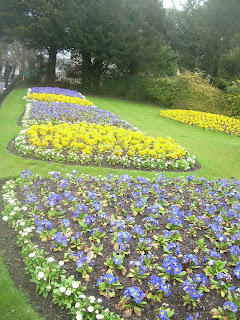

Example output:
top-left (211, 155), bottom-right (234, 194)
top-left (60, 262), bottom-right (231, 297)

top-left (145, 71), bottom-right (227, 114)
top-left (225, 79), bottom-right (240, 117)
top-left (70, 71), bottom-right (228, 116)
top-left (100, 75), bottom-right (150, 102)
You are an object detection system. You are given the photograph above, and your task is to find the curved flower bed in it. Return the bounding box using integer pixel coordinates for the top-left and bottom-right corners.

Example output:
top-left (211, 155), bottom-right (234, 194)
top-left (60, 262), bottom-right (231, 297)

top-left (159, 109), bottom-right (240, 136)
top-left (21, 101), bottom-right (136, 130)
top-left (30, 87), bottom-right (85, 98)
top-left (26, 92), bottom-right (93, 107)
top-left (1, 169), bottom-right (240, 320)
top-left (14, 122), bottom-right (195, 170)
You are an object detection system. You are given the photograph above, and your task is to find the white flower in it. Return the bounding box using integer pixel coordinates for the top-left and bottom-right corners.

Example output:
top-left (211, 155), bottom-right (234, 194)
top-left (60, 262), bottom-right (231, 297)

top-left (9, 212), bottom-right (15, 216)
top-left (37, 272), bottom-right (45, 279)
top-left (3, 216), bottom-right (8, 221)
top-left (87, 306), bottom-right (94, 312)
top-left (76, 314), bottom-right (83, 320)
top-left (14, 206), bottom-right (20, 211)
top-left (47, 257), bottom-right (55, 263)
top-left (47, 286), bottom-right (51, 290)
top-left (59, 260), bottom-right (64, 267)
top-left (28, 252), bottom-right (35, 258)
top-left (65, 289), bottom-right (71, 296)
top-left (59, 287), bottom-right (66, 293)
top-left (96, 315), bottom-right (104, 319)
top-left (79, 294), bottom-right (86, 299)
top-left (75, 302), bottom-right (80, 308)
top-left (22, 206), bottom-right (27, 211)
top-left (89, 296), bottom-right (96, 302)
top-left (24, 240), bottom-right (29, 244)
top-left (35, 266), bottom-right (41, 270)
top-left (72, 282), bottom-right (79, 289)
top-left (97, 298), bottom-right (102, 303)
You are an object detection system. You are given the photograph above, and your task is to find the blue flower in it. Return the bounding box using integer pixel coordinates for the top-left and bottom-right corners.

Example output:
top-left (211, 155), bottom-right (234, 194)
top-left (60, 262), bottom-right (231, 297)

top-left (234, 262), bottom-right (240, 279)
top-left (209, 249), bottom-right (221, 259)
top-left (61, 219), bottom-right (70, 227)
top-left (123, 286), bottom-right (145, 303)
top-left (113, 257), bottom-right (122, 265)
top-left (85, 216), bottom-right (95, 225)
top-left (88, 191), bottom-right (97, 200)
top-left (193, 274), bottom-right (208, 286)
top-left (106, 273), bottom-right (118, 284)
top-left (182, 254), bottom-right (198, 266)
top-left (223, 301), bottom-right (238, 312)
top-left (189, 289), bottom-right (203, 300)
top-left (76, 258), bottom-right (84, 269)
top-left (158, 309), bottom-right (167, 320)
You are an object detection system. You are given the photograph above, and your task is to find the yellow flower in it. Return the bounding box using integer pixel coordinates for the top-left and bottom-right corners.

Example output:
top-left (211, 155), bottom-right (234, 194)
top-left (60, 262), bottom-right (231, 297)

top-left (160, 109), bottom-right (240, 136)
top-left (26, 122), bottom-right (187, 161)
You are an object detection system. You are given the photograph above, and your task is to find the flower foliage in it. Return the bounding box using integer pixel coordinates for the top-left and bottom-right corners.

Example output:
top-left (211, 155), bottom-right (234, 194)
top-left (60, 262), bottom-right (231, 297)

top-left (1, 170), bottom-right (240, 320)
top-left (30, 87), bottom-right (85, 98)
top-left (160, 109), bottom-right (240, 136)
top-left (14, 86), bottom-right (197, 171)
top-left (26, 92), bottom-right (93, 107)
top-left (15, 121), bottom-right (195, 170)
top-left (22, 101), bottom-right (135, 130)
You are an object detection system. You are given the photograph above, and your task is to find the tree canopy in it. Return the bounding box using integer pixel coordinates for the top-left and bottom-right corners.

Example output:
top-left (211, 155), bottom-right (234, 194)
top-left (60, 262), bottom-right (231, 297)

top-left (1, 0), bottom-right (240, 85)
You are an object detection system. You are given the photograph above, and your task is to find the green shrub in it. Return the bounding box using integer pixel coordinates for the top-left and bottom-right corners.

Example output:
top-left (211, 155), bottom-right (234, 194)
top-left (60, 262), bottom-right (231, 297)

top-left (225, 79), bottom-right (240, 117)
top-left (100, 75), bottom-right (150, 102)
top-left (145, 71), bottom-right (227, 114)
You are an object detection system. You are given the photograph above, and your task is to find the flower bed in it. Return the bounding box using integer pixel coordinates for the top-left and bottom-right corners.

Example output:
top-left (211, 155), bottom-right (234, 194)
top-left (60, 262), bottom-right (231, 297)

top-left (21, 101), bottom-right (135, 130)
top-left (1, 169), bottom-right (240, 320)
top-left (30, 87), bottom-right (85, 98)
top-left (14, 122), bottom-right (195, 170)
top-left (159, 109), bottom-right (240, 136)
top-left (26, 92), bottom-right (93, 107)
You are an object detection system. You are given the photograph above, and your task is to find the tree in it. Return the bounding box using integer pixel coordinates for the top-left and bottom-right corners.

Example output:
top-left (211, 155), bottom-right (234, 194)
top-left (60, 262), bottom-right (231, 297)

top-left (0, 0), bottom-right (78, 84)
top-left (165, 0), bottom-right (240, 82)
top-left (68, 0), bottom-right (177, 89)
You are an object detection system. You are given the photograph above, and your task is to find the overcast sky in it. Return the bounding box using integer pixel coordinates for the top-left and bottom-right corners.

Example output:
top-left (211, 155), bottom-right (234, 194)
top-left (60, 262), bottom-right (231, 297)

top-left (162, 0), bottom-right (185, 10)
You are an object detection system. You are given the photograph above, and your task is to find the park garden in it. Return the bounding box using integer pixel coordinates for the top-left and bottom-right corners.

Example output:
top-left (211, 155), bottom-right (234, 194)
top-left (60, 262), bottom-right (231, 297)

top-left (0, 85), bottom-right (239, 320)
top-left (0, 1), bottom-right (240, 320)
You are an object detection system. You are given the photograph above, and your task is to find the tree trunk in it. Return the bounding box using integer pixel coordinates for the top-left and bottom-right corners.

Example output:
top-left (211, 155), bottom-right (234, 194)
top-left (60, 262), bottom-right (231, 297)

top-left (81, 51), bottom-right (92, 90)
top-left (46, 45), bottom-right (57, 85)
top-left (93, 61), bottom-right (103, 90)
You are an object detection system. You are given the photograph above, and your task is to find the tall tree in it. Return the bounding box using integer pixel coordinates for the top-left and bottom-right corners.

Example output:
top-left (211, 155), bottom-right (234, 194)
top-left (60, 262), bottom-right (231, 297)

top-left (69, 0), bottom-right (176, 88)
top-left (166, 0), bottom-right (240, 81)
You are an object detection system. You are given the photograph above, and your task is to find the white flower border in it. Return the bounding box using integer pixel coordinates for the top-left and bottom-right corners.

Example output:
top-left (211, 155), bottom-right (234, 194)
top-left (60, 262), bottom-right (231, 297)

top-left (1, 177), bottom-right (123, 320)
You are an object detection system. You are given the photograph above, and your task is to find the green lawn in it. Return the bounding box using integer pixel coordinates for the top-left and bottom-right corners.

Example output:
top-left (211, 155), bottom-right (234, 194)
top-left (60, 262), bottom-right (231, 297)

top-left (0, 253), bottom-right (44, 320)
top-left (0, 88), bottom-right (239, 320)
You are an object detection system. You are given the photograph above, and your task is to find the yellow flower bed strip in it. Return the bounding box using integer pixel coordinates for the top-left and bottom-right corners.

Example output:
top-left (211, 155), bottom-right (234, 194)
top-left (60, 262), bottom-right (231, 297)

top-left (26, 92), bottom-right (93, 107)
top-left (14, 122), bottom-right (196, 171)
top-left (160, 109), bottom-right (240, 136)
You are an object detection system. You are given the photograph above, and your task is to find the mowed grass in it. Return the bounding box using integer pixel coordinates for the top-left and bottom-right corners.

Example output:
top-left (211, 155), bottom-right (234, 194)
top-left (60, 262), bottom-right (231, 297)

top-left (0, 253), bottom-right (44, 320)
top-left (0, 87), bottom-right (239, 320)
top-left (86, 95), bottom-right (240, 180)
